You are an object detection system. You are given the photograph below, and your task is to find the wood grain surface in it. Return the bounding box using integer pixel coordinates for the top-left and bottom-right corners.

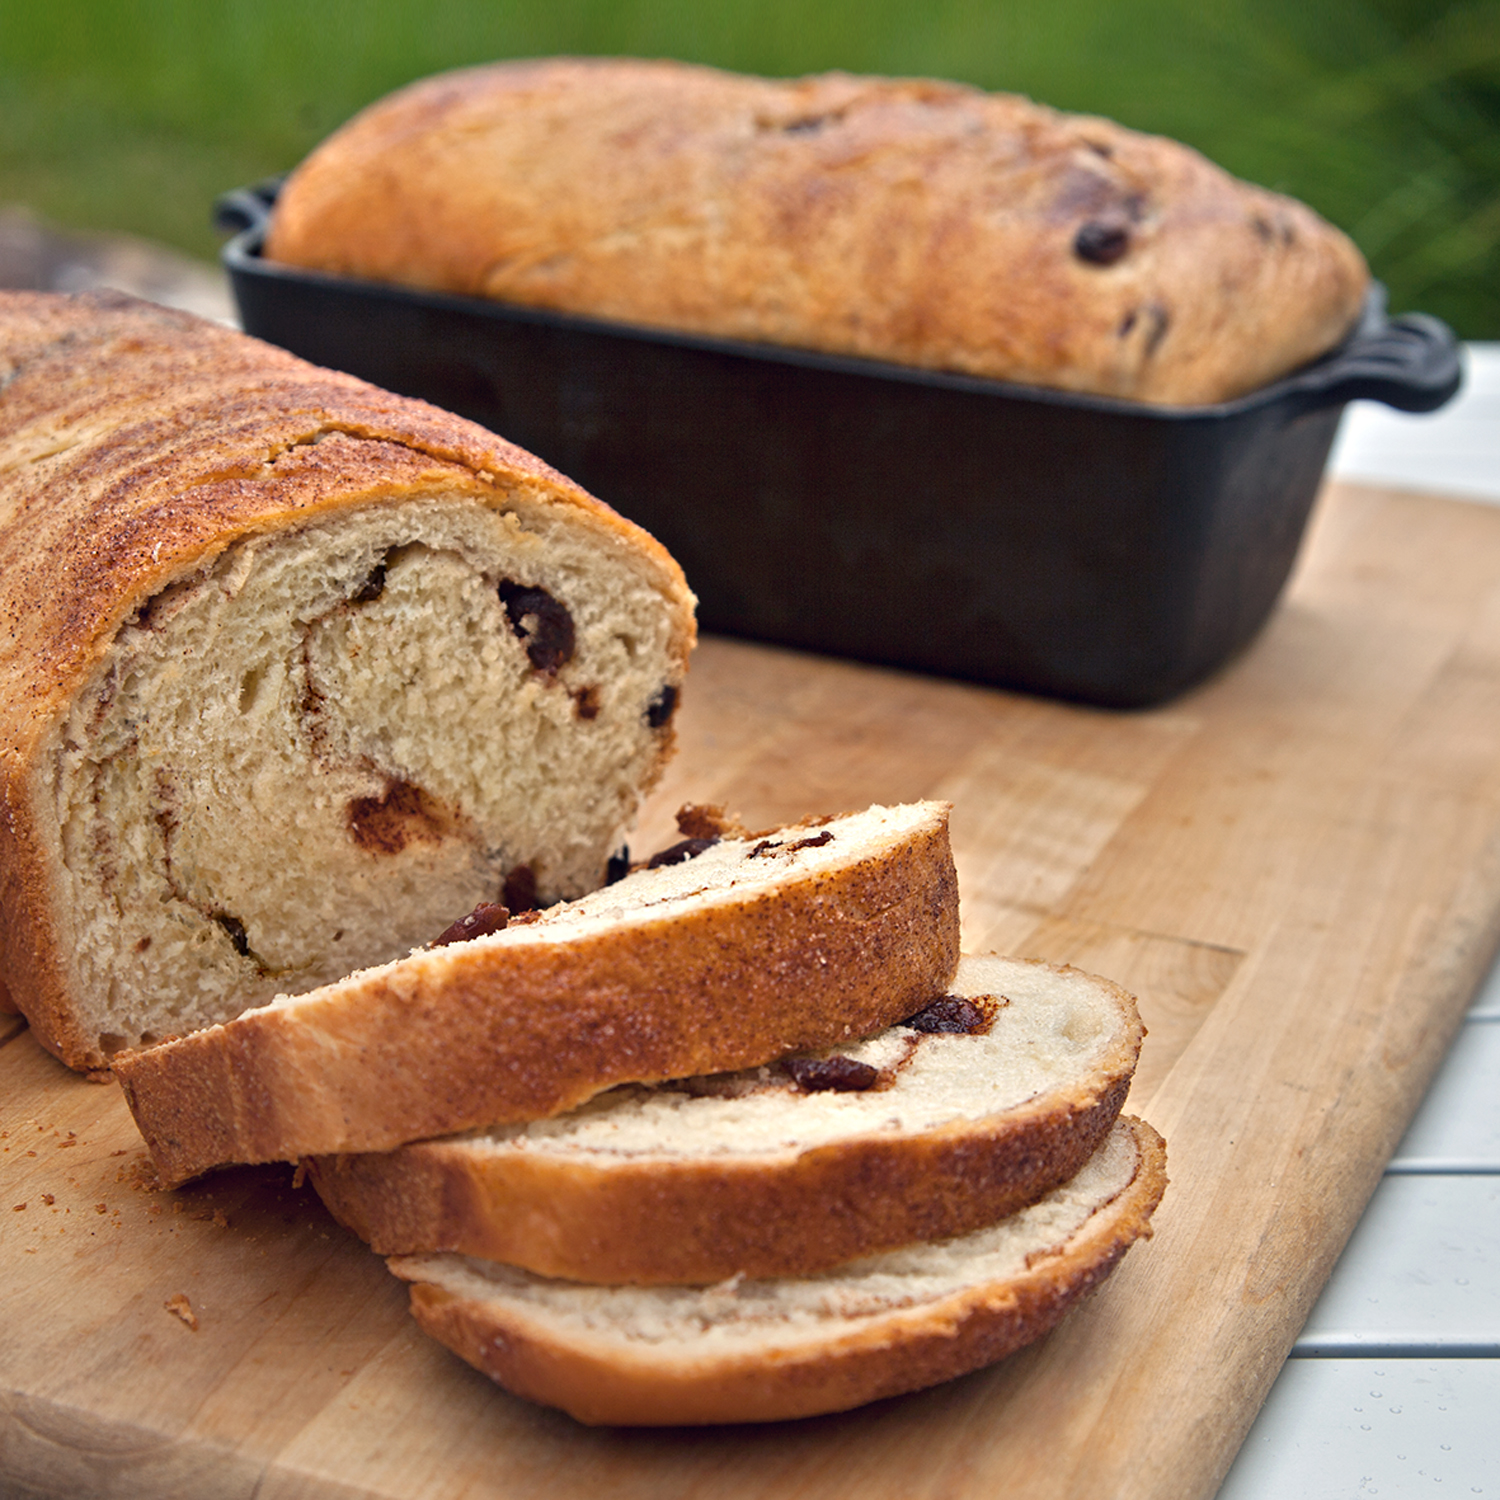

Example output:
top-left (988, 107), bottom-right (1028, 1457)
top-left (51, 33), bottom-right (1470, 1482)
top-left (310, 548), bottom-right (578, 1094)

top-left (5, 479), bottom-right (1500, 1500)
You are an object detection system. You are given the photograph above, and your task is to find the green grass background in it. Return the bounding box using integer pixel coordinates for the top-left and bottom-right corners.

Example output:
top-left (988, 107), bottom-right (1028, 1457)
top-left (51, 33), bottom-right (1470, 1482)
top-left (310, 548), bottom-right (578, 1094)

top-left (2, 0), bottom-right (1497, 335)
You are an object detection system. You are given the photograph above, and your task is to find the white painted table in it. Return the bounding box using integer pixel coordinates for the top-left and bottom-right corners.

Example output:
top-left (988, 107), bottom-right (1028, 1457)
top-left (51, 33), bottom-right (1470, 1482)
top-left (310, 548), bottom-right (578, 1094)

top-left (1218, 346), bottom-right (1500, 1498)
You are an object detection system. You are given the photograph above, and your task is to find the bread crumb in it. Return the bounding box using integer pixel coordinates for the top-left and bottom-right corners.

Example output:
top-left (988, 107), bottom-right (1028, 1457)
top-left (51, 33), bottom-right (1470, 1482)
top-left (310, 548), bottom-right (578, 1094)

top-left (11, 1202), bottom-right (25, 1211)
top-left (41, 1194), bottom-right (54, 1206)
top-left (164, 1293), bottom-right (199, 1331)
top-left (94, 1203), bottom-right (107, 1214)
top-left (125, 1155), bottom-right (164, 1192)
top-left (212, 1209), bottom-right (229, 1229)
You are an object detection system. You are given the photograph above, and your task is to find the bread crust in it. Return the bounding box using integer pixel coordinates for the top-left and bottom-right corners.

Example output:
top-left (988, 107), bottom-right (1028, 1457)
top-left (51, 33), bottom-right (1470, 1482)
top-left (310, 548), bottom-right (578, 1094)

top-left (395, 1116), bottom-right (1167, 1425)
top-left (0, 291), bottom-right (694, 1073)
top-left (309, 958), bottom-right (1142, 1283)
top-left (113, 805), bottom-right (960, 1186)
top-left (266, 58), bottom-right (1369, 405)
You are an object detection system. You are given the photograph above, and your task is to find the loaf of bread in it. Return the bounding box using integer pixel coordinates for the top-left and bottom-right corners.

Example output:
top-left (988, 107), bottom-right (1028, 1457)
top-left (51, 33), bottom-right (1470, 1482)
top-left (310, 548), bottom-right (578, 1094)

top-left (0, 290), bottom-right (694, 1074)
top-left (265, 57), bottom-right (1369, 406)
top-left (391, 1114), bottom-right (1166, 1425)
top-left (309, 954), bottom-right (1142, 1284)
top-left (113, 801), bottom-right (961, 1185)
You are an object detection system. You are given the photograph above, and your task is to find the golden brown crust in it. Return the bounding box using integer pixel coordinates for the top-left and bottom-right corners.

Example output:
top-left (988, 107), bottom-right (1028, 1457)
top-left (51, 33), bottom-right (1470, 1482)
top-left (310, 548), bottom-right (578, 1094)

top-left (267, 58), bottom-right (1369, 405)
top-left (0, 291), bottom-right (694, 1073)
top-left (397, 1117), bottom-right (1167, 1425)
top-left (112, 808), bottom-right (960, 1186)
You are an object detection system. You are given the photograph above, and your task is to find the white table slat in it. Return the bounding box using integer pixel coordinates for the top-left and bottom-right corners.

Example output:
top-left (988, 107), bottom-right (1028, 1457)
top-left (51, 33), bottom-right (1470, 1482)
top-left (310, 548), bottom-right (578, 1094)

top-left (1291, 1175), bottom-right (1500, 1356)
top-left (1389, 1018), bottom-right (1500, 1171)
top-left (1466, 956), bottom-right (1500, 1019)
top-left (1215, 1358), bottom-right (1500, 1499)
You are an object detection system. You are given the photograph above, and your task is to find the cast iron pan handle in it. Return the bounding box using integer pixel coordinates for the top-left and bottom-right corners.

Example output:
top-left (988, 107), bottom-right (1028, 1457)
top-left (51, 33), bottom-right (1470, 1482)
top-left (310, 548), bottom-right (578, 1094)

top-left (1282, 309), bottom-right (1463, 415)
top-left (213, 177), bottom-right (283, 237)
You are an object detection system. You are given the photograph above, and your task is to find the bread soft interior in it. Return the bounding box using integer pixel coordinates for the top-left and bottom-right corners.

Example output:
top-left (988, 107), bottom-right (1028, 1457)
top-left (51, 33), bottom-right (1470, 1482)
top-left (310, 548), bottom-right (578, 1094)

top-left (47, 490), bottom-right (682, 1054)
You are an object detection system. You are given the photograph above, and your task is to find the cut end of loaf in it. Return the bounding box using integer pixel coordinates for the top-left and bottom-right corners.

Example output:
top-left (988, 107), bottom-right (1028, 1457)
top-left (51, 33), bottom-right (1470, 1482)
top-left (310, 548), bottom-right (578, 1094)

top-left (42, 487), bottom-right (688, 1068)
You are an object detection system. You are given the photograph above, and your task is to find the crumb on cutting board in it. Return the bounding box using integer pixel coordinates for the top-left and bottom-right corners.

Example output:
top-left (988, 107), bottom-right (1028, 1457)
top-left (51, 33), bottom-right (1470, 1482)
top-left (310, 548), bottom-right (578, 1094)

top-left (164, 1293), bottom-right (199, 1331)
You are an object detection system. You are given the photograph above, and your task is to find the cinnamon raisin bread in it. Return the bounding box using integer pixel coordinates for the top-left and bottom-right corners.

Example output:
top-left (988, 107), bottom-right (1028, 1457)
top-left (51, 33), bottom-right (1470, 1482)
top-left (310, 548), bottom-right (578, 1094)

top-left (0, 290), bottom-right (694, 1074)
top-left (265, 57), bottom-right (1369, 405)
top-left (113, 801), bottom-right (960, 1186)
top-left (390, 1114), bottom-right (1166, 1425)
top-left (310, 955), bottom-right (1142, 1284)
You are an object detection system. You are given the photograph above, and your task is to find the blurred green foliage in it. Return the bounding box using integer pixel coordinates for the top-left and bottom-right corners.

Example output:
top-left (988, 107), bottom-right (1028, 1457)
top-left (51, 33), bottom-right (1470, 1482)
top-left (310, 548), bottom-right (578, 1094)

top-left (2, 0), bottom-right (1496, 334)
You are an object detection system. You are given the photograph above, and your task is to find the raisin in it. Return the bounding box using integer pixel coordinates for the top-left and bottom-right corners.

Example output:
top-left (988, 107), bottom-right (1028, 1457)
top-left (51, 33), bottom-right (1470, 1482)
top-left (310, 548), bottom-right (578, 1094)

top-left (787, 830), bottom-right (834, 852)
top-left (498, 581), bottom-right (575, 674)
top-left (783, 1056), bottom-right (879, 1092)
top-left (1074, 220), bottom-right (1130, 265)
top-left (646, 685), bottom-right (678, 728)
top-left (350, 560), bottom-right (387, 604)
top-left (903, 995), bottom-right (991, 1035)
top-left (503, 864), bottom-right (539, 912)
top-left (213, 913), bottom-right (252, 958)
top-left (432, 902), bottom-right (510, 948)
top-left (647, 836), bottom-right (719, 869)
top-left (605, 847), bottom-right (631, 885)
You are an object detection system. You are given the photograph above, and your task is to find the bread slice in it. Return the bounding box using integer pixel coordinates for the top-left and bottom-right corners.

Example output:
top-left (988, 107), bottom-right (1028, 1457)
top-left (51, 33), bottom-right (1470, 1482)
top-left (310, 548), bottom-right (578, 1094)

top-left (310, 955), bottom-right (1142, 1284)
top-left (0, 290), bottom-right (694, 1074)
top-left (390, 1114), bottom-right (1166, 1425)
top-left (113, 801), bottom-right (960, 1186)
top-left (266, 58), bottom-right (1368, 405)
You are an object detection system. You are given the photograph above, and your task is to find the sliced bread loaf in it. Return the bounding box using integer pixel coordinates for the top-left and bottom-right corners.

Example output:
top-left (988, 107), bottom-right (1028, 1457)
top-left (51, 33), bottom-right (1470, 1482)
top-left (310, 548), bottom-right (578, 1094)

top-left (114, 801), bottom-right (960, 1186)
top-left (0, 290), bottom-right (693, 1073)
top-left (310, 955), bottom-right (1143, 1284)
top-left (390, 1114), bottom-right (1167, 1425)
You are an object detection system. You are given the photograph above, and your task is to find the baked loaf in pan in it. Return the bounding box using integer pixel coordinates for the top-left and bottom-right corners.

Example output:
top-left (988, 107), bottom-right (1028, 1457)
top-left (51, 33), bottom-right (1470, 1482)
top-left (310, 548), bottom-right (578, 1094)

top-left (310, 955), bottom-right (1143, 1284)
top-left (391, 1114), bottom-right (1166, 1425)
top-left (0, 290), bottom-right (694, 1074)
top-left (265, 57), bottom-right (1370, 406)
top-left (113, 801), bottom-right (961, 1186)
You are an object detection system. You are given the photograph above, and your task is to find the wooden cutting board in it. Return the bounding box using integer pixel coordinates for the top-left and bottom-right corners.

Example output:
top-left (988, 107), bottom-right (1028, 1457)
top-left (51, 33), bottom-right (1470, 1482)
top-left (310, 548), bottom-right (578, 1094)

top-left (5, 479), bottom-right (1500, 1500)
